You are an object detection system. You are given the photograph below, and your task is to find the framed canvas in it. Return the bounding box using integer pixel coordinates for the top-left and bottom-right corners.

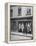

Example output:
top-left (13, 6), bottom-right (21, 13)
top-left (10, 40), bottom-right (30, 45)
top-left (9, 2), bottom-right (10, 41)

top-left (5, 2), bottom-right (36, 43)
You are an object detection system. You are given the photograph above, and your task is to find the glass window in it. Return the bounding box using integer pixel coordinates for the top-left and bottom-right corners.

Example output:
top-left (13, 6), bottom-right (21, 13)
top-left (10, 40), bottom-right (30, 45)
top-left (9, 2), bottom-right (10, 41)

top-left (10, 9), bottom-right (13, 17)
top-left (18, 8), bottom-right (21, 16)
top-left (26, 8), bottom-right (31, 15)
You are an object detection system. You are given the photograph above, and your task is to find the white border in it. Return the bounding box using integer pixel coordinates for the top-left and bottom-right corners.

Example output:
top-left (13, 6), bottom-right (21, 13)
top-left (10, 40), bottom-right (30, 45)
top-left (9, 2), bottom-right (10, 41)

top-left (7, 2), bottom-right (36, 43)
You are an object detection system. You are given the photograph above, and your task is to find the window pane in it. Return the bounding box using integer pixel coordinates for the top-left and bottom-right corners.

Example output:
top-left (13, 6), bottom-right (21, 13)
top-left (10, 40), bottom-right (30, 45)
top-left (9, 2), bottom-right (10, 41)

top-left (18, 8), bottom-right (21, 16)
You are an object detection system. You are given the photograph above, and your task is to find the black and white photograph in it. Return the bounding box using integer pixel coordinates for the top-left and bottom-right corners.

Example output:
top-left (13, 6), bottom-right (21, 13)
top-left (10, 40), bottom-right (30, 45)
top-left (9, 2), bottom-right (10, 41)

top-left (10, 5), bottom-right (33, 41)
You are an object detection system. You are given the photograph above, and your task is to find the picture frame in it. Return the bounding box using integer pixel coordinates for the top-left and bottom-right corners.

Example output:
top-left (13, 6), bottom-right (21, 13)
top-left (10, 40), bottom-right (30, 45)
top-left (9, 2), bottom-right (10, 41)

top-left (5, 2), bottom-right (36, 43)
